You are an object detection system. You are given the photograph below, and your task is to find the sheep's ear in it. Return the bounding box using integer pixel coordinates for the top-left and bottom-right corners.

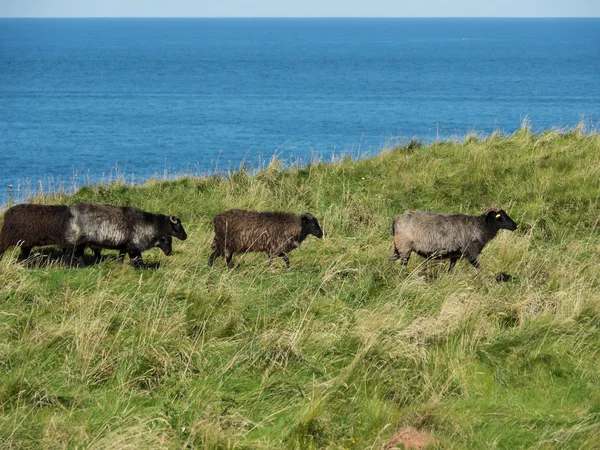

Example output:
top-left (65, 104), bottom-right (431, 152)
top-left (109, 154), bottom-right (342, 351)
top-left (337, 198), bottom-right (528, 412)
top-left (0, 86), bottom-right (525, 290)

top-left (486, 209), bottom-right (503, 221)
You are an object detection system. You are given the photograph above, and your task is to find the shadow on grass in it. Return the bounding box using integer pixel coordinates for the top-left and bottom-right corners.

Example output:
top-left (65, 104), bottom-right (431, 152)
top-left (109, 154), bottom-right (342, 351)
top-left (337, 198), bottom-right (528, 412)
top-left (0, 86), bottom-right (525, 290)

top-left (21, 249), bottom-right (161, 270)
top-left (21, 248), bottom-right (74, 268)
top-left (494, 272), bottom-right (515, 283)
top-left (138, 261), bottom-right (162, 270)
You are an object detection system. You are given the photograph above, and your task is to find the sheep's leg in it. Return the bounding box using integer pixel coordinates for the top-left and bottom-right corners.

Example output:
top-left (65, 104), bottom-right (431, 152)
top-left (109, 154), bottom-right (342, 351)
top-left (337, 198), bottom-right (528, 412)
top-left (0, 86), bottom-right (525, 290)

top-left (225, 252), bottom-right (234, 268)
top-left (74, 257), bottom-right (86, 268)
top-left (64, 242), bottom-right (86, 267)
top-left (76, 245), bottom-right (87, 266)
top-left (19, 247), bottom-right (32, 261)
top-left (208, 248), bottom-right (220, 267)
top-left (464, 246), bottom-right (483, 270)
top-left (70, 245), bottom-right (86, 266)
top-left (399, 254), bottom-right (411, 265)
top-left (389, 245), bottom-right (401, 262)
top-left (394, 250), bottom-right (411, 266)
top-left (93, 248), bottom-right (102, 263)
top-left (468, 258), bottom-right (480, 269)
top-left (64, 247), bottom-right (85, 268)
top-left (74, 246), bottom-right (84, 258)
top-left (62, 248), bottom-right (73, 266)
top-left (128, 252), bottom-right (144, 267)
top-left (392, 237), bottom-right (412, 265)
top-left (118, 249), bottom-right (127, 263)
top-left (279, 253), bottom-right (290, 269)
top-left (448, 257), bottom-right (458, 272)
top-left (74, 246), bottom-right (87, 267)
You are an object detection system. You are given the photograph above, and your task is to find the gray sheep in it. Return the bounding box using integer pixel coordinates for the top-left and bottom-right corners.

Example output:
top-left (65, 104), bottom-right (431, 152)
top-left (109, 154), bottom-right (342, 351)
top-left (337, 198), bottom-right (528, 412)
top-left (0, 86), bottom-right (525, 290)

top-left (208, 209), bottom-right (324, 268)
top-left (66, 202), bottom-right (187, 266)
top-left (390, 208), bottom-right (517, 272)
top-left (0, 204), bottom-right (80, 265)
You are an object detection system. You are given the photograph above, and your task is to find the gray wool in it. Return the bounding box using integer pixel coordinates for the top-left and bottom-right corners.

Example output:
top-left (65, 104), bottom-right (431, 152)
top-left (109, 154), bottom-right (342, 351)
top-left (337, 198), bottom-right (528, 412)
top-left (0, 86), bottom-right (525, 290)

top-left (65, 202), bottom-right (160, 252)
top-left (392, 210), bottom-right (501, 263)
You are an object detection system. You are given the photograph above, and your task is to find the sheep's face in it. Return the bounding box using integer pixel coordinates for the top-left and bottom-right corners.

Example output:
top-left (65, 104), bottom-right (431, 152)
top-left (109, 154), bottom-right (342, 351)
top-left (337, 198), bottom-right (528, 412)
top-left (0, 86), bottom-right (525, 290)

top-left (487, 209), bottom-right (517, 231)
top-left (154, 235), bottom-right (173, 256)
top-left (169, 215), bottom-right (188, 241)
top-left (301, 213), bottom-right (324, 239)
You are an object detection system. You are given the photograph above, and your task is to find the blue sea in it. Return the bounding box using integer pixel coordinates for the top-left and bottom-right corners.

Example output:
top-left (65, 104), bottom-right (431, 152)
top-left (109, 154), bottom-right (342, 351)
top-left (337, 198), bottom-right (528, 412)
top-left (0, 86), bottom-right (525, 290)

top-left (1, 18), bottom-right (599, 205)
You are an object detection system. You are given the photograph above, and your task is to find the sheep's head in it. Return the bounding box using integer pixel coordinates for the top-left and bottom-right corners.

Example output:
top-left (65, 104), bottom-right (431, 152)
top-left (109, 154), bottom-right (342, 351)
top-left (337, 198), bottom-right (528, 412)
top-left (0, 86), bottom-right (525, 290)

top-left (168, 215), bottom-right (188, 241)
top-left (486, 208), bottom-right (517, 231)
top-left (301, 213), bottom-right (324, 239)
top-left (153, 235), bottom-right (173, 256)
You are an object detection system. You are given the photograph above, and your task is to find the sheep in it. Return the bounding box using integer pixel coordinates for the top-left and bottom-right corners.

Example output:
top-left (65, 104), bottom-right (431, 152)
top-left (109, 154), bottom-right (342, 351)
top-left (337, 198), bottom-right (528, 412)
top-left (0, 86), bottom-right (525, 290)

top-left (208, 209), bottom-right (324, 268)
top-left (390, 208), bottom-right (517, 272)
top-left (0, 204), bottom-right (81, 265)
top-left (65, 202), bottom-right (187, 266)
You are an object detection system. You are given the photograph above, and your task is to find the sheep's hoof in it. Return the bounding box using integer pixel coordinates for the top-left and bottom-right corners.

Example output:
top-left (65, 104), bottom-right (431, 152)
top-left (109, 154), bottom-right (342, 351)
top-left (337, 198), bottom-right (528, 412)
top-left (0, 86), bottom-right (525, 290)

top-left (68, 259), bottom-right (85, 269)
top-left (129, 259), bottom-right (144, 268)
top-left (495, 272), bottom-right (513, 283)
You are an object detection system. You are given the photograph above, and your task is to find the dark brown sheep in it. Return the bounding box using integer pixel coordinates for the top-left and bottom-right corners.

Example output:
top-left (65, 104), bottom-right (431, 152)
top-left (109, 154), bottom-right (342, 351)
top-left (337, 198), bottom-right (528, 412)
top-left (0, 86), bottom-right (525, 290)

top-left (208, 209), bottom-right (324, 268)
top-left (390, 208), bottom-right (518, 272)
top-left (0, 204), bottom-right (78, 264)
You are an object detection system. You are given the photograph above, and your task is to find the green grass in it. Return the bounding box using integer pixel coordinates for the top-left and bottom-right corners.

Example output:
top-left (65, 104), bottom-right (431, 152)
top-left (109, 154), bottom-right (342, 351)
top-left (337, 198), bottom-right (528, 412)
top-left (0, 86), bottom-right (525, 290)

top-left (1, 126), bottom-right (600, 449)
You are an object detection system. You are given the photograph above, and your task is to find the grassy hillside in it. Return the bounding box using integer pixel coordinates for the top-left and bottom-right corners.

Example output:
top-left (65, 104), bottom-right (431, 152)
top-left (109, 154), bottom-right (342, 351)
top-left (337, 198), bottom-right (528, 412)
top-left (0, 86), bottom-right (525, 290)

top-left (1, 127), bottom-right (600, 449)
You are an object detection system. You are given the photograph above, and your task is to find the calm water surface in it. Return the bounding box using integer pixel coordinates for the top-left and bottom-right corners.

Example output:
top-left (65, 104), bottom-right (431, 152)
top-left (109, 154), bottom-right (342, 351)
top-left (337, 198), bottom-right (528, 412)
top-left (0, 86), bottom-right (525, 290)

top-left (1, 18), bottom-right (599, 204)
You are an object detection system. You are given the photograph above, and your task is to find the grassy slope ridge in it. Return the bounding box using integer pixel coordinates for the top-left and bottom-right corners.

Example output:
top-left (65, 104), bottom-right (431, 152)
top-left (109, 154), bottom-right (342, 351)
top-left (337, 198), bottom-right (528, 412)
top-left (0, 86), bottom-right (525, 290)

top-left (1, 128), bottom-right (600, 449)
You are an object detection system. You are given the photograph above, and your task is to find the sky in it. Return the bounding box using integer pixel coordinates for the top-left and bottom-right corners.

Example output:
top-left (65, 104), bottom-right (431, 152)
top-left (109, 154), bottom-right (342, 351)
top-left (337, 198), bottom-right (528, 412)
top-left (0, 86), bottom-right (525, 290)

top-left (1, 0), bottom-right (598, 17)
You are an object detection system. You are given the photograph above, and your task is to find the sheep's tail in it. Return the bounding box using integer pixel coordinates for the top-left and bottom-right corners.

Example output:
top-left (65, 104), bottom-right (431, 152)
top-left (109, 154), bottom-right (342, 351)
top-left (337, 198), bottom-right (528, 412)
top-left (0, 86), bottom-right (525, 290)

top-left (0, 231), bottom-right (6, 255)
top-left (391, 217), bottom-right (396, 235)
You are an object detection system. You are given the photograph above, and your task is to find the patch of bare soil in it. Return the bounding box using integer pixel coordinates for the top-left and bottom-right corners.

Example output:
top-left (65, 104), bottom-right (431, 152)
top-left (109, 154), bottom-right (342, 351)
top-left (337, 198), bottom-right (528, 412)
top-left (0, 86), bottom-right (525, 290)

top-left (384, 427), bottom-right (437, 449)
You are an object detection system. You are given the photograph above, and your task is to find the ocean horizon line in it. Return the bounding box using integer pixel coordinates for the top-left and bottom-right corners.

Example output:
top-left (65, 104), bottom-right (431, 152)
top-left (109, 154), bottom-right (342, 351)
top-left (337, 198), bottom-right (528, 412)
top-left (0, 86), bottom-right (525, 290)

top-left (1, 16), bottom-right (599, 20)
